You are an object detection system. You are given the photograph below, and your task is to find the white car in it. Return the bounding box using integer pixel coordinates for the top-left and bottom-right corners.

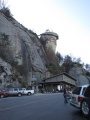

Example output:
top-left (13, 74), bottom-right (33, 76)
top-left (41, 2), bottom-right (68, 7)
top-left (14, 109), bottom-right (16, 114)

top-left (81, 85), bottom-right (90, 118)
top-left (70, 84), bottom-right (89, 109)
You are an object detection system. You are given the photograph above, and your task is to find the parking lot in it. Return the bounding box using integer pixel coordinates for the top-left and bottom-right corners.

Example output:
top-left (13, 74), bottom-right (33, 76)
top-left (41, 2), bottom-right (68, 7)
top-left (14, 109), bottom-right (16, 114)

top-left (0, 93), bottom-right (87, 120)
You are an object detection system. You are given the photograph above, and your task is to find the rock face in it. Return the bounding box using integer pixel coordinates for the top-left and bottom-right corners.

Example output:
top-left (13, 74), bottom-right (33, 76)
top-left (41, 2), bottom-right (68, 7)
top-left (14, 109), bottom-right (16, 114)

top-left (40, 31), bottom-right (59, 52)
top-left (0, 12), bottom-right (49, 88)
top-left (69, 64), bottom-right (90, 86)
top-left (0, 12), bottom-right (89, 89)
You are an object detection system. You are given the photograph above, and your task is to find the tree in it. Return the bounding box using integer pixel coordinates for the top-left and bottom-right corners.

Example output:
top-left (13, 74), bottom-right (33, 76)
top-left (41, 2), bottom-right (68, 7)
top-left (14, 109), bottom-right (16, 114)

top-left (0, 0), bottom-right (12, 17)
top-left (0, 33), bottom-right (14, 63)
top-left (55, 52), bottom-right (63, 62)
top-left (62, 55), bottom-right (73, 73)
top-left (85, 64), bottom-right (90, 72)
top-left (0, 0), bottom-right (7, 10)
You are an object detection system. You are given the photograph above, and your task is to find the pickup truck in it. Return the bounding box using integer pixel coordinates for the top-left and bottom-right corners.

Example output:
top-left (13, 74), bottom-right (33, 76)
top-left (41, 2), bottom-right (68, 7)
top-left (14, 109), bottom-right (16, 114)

top-left (22, 88), bottom-right (34, 95)
top-left (8, 88), bottom-right (34, 97)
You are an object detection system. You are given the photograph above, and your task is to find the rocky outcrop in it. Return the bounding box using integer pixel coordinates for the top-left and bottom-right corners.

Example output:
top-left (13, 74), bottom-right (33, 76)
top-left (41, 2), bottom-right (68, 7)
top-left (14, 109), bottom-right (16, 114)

top-left (40, 31), bottom-right (59, 52)
top-left (0, 58), bottom-right (12, 88)
top-left (69, 64), bottom-right (90, 86)
top-left (0, 12), bottom-right (49, 88)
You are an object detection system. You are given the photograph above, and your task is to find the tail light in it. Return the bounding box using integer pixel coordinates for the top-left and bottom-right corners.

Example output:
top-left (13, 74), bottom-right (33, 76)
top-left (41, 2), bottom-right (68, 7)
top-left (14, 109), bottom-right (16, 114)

top-left (78, 96), bottom-right (83, 102)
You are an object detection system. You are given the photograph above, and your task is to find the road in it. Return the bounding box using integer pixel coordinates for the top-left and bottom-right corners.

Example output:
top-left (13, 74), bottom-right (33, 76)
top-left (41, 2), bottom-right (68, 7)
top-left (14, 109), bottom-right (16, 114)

top-left (0, 93), bottom-right (87, 120)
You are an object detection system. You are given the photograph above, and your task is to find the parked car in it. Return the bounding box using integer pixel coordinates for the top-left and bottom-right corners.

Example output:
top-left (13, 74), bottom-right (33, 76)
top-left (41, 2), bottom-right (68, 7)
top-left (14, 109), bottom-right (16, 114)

top-left (8, 88), bottom-right (23, 97)
top-left (81, 85), bottom-right (90, 118)
top-left (0, 89), bottom-right (9, 98)
top-left (8, 88), bottom-right (34, 97)
top-left (70, 84), bottom-right (90, 118)
top-left (70, 84), bottom-right (88, 109)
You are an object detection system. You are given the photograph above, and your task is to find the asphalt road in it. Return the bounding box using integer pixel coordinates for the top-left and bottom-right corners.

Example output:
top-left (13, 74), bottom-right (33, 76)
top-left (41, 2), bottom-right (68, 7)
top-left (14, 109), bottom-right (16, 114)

top-left (0, 93), bottom-right (88, 120)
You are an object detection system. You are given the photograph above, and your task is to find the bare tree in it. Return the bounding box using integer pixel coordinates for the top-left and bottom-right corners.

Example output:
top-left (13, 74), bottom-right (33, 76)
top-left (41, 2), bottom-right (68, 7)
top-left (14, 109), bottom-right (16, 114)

top-left (0, 0), bottom-right (6, 10)
top-left (0, 0), bottom-right (12, 17)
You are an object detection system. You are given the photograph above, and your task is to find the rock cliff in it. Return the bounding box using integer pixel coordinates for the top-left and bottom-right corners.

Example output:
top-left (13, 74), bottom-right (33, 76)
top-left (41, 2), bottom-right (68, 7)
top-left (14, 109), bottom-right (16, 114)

top-left (0, 12), bottom-right (49, 88)
top-left (69, 64), bottom-right (90, 86)
top-left (0, 12), bottom-right (89, 89)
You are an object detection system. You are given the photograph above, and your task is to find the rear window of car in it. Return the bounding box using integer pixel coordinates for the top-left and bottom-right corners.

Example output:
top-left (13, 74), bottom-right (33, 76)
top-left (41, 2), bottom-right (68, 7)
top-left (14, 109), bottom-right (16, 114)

top-left (72, 87), bottom-right (81, 95)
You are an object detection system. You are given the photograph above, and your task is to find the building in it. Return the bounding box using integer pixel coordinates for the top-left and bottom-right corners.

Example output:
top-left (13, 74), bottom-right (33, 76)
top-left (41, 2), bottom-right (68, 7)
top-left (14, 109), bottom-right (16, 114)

top-left (39, 72), bottom-right (76, 92)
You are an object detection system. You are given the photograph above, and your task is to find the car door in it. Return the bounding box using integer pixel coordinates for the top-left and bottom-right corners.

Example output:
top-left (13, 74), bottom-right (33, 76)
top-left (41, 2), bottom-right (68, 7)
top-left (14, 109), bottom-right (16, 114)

top-left (13, 88), bottom-right (18, 95)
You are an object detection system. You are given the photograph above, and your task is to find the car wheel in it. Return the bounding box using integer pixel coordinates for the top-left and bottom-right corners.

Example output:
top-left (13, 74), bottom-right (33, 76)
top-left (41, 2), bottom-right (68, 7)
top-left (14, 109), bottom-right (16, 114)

top-left (1, 95), bottom-right (4, 98)
top-left (18, 93), bottom-right (22, 97)
top-left (28, 92), bottom-right (31, 96)
top-left (81, 101), bottom-right (90, 117)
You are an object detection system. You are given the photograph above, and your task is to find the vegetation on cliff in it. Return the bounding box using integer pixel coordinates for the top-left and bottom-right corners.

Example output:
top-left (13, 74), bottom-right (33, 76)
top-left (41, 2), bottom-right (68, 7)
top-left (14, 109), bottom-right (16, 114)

top-left (0, 0), bottom-right (12, 18)
top-left (45, 47), bottom-right (90, 77)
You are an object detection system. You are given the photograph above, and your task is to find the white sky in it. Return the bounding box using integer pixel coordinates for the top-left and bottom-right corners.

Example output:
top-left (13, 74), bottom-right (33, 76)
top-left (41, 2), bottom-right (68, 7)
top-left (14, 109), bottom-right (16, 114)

top-left (7, 0), bottom-right (90, 64)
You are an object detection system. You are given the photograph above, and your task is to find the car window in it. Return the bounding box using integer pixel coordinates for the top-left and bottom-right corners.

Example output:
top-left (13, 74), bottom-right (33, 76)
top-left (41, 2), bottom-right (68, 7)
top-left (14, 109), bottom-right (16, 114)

top-left (82, 87), bottom-right (87, 95)
top-left (72, 87), bottom-right (81, 95)
top-left (14, 88), bottom-right (18, 91)
top-left (84, 85), bottom-right (90, 97)
top-left (8, 88), bottom-right (13, 91)
top-left (19, 88), bottom-right (22, 90)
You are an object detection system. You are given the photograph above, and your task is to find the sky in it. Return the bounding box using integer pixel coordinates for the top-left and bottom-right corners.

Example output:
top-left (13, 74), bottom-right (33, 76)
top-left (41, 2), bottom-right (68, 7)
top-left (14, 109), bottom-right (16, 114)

top-left (6, 0), bottom-right (90, 64)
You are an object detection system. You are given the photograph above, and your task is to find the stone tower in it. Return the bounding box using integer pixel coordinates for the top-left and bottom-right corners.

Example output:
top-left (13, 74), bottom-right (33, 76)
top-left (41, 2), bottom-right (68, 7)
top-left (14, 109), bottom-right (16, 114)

top-left (40, 31), bottom-right (59, 52)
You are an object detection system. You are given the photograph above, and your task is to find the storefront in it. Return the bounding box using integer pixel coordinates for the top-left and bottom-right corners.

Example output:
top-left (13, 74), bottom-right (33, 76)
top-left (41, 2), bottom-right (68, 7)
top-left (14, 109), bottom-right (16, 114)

top-left (39, 72), bottom-right (77, 93)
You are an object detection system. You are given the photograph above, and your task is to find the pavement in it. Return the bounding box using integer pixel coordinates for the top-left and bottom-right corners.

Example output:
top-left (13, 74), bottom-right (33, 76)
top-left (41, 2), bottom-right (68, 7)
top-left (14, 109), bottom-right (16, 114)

top-left (34, 92), bottom-right (63, 95)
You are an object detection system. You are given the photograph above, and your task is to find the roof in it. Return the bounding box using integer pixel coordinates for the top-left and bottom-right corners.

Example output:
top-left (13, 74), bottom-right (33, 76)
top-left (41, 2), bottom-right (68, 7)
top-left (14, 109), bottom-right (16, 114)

top-left (42, 72), bottom-right (77, 81)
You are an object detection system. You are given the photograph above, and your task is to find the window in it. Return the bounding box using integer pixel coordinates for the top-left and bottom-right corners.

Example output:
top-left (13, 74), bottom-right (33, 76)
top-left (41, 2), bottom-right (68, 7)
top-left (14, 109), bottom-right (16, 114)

top-left (8, 88), bottom-right (13, 91)
top-left (19, 88), bottom-right (22, 90)
top-left (84, 86), bottom-right (90, 97)
top-left (82, 87), bottom-right (86, 95)
top-left (14, 88), bottom-right (18, 91)
top-left (72, 87), bottom-right (81, 95)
